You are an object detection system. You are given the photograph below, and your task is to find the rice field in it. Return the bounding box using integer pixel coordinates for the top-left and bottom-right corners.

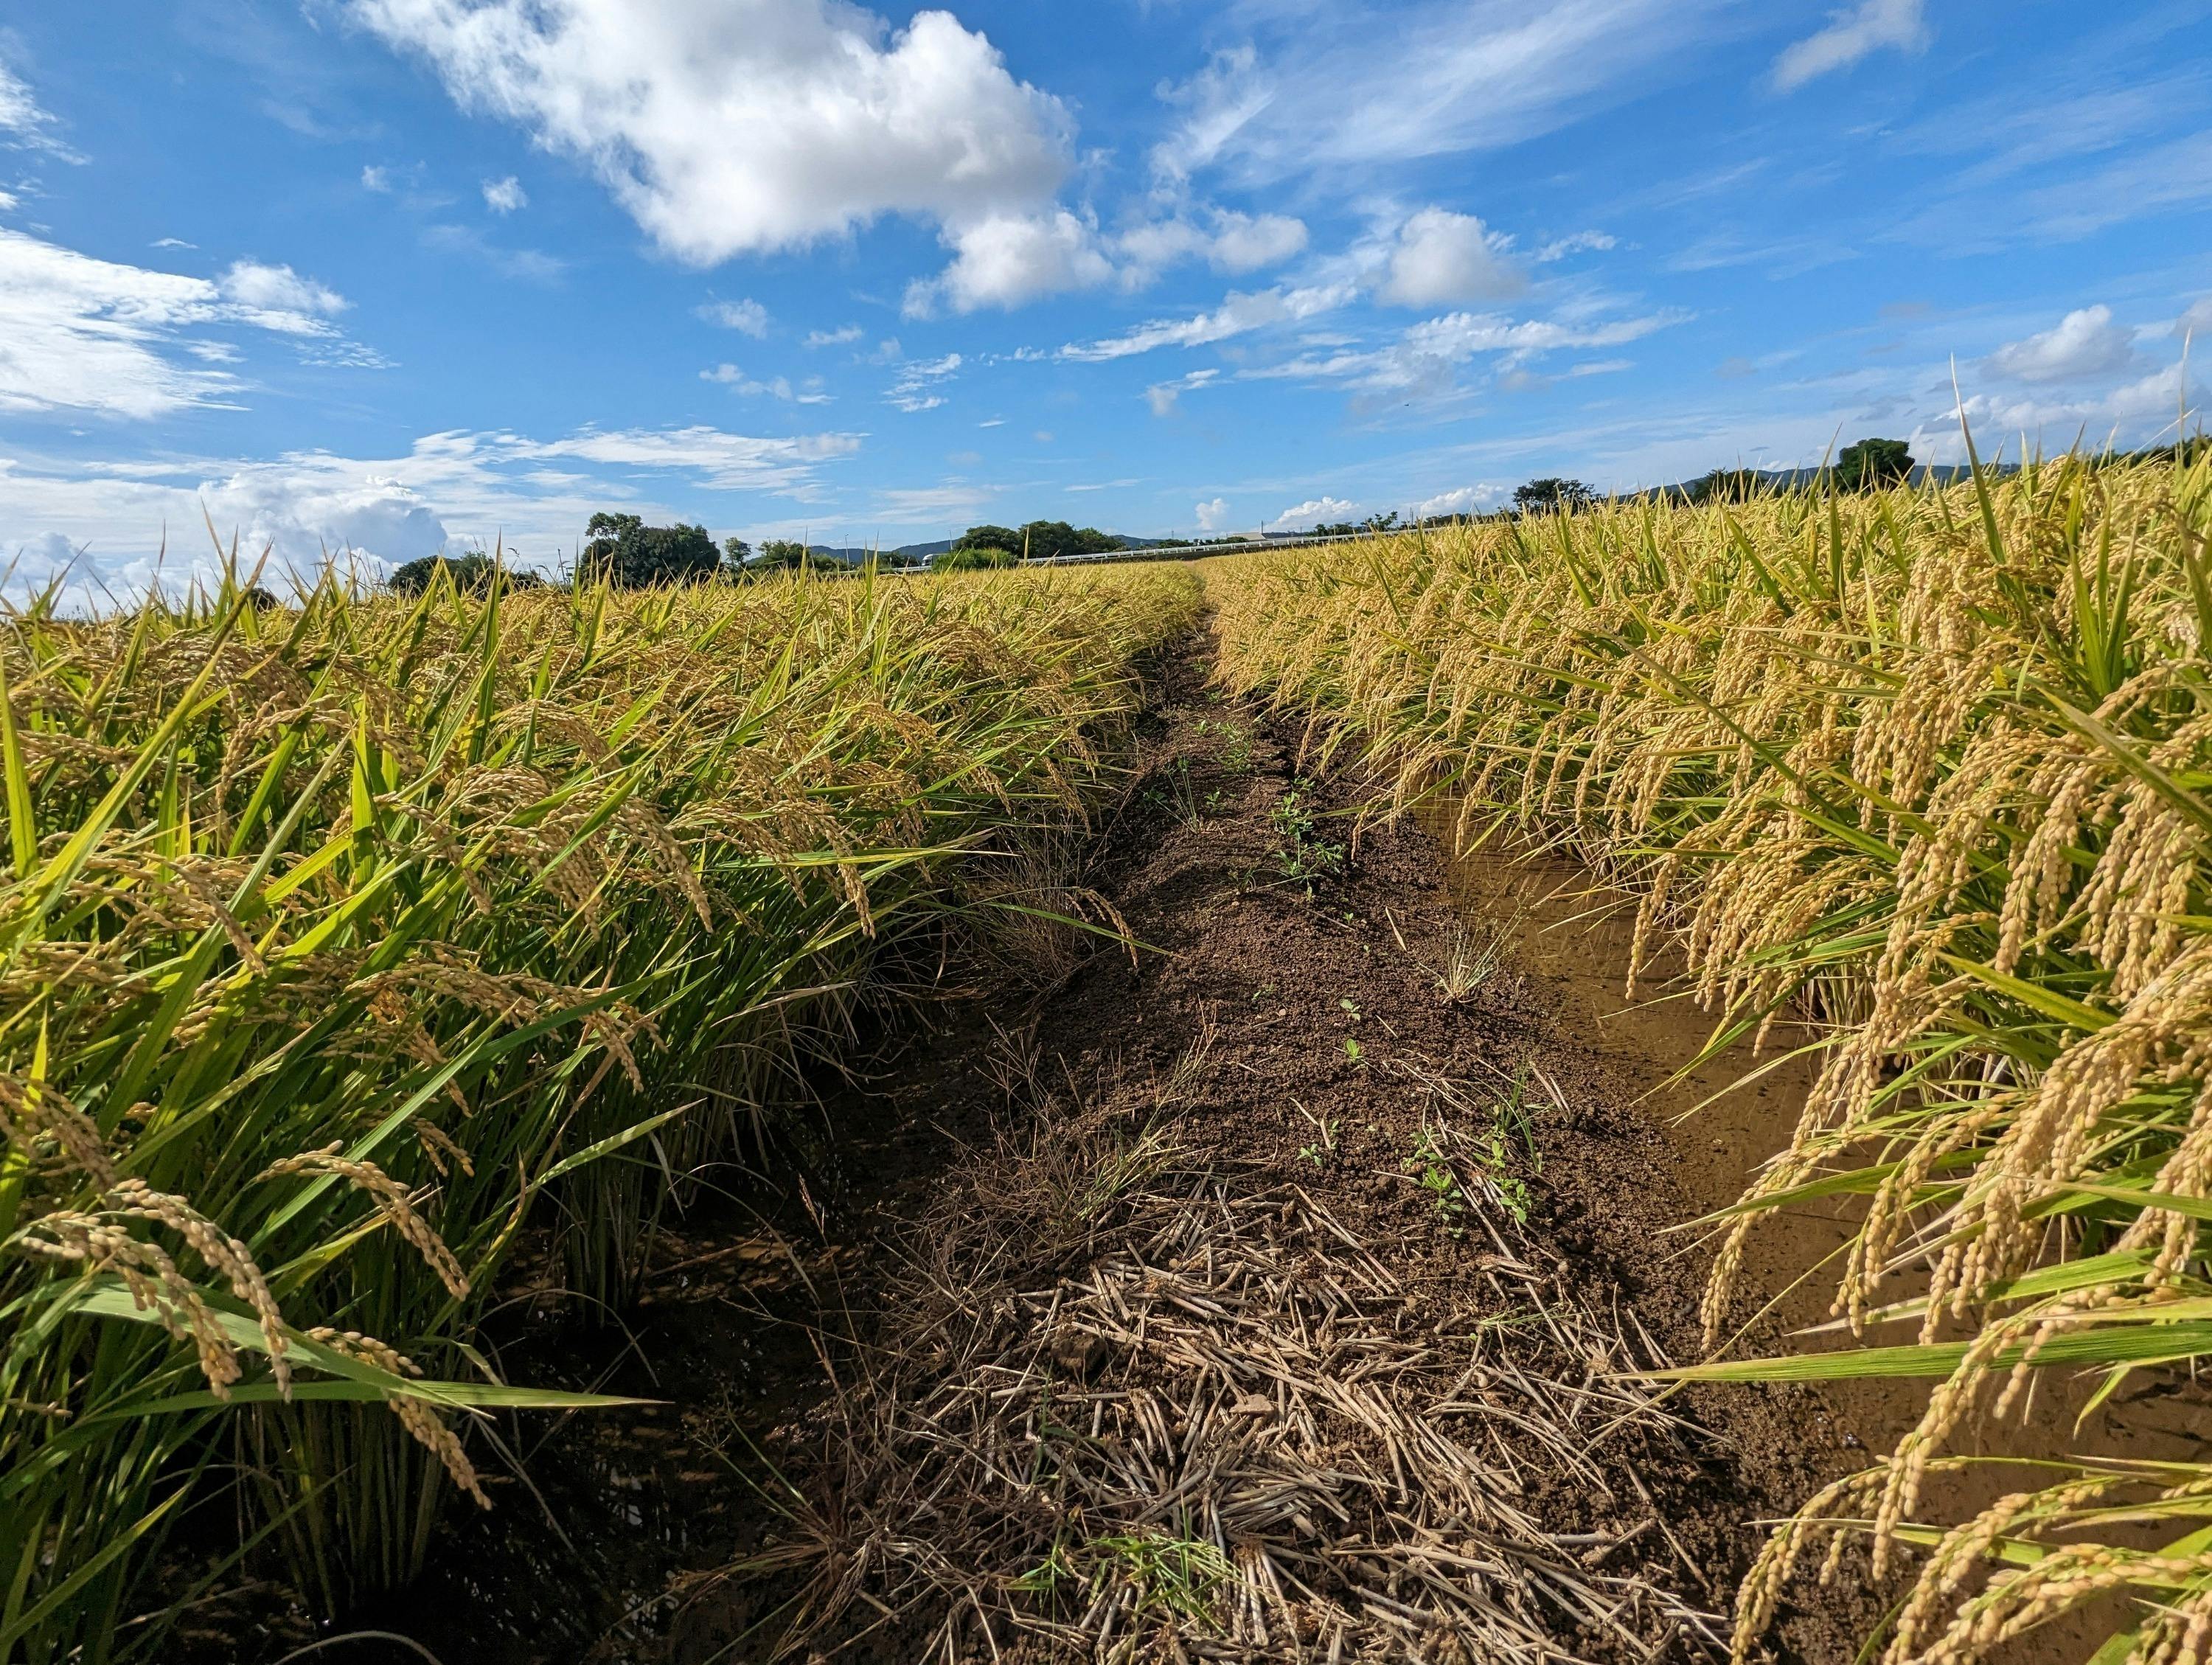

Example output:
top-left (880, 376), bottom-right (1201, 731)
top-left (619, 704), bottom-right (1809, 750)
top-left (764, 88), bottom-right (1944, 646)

top-left (20, 452), bottom-right (2212, 1665)
top-left (1208, 451), bottom-right (2212, 1662)
top-left (0, 561), bottom-right (1201, 1661)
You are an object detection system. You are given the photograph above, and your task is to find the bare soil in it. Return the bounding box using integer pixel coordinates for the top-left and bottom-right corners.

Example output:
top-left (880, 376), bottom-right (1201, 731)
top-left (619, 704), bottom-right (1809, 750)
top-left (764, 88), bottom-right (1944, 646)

top-left (233, 629), bottom-right (1906, 1664)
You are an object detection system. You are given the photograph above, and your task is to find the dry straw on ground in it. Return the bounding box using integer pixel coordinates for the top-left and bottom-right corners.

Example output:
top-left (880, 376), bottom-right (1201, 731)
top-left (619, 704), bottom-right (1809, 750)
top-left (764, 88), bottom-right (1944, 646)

top-left (719, 1084), bottom-right (1725, 1663)
top-left (1208, 450), bottom-right (2212, 1663)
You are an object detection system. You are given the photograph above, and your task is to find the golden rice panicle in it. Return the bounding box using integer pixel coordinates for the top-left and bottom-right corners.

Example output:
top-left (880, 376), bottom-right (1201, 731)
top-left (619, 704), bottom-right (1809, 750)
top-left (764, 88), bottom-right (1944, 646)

top-left (1207, 454), bottom-right (2212, 1664)
top-left (1, 558), bottom-right (1204, 1657)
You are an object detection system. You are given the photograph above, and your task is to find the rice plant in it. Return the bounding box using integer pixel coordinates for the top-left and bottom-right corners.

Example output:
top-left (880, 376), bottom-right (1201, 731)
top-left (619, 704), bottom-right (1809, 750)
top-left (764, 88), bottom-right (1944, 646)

top-left (1208, 448), bottom-right (2212, 1662)
top-left (0, 558), bottom-right (1200, 1662)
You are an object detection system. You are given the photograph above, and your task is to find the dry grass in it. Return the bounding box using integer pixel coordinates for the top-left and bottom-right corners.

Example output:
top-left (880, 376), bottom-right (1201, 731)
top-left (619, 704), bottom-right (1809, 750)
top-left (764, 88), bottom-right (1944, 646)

top-left (1207, 449), bottom-right (2212, 1662)
top-left (717, 1110), bottom-right (1726, 1663)
top-left (0, 559), bottom-right (1200, 1661)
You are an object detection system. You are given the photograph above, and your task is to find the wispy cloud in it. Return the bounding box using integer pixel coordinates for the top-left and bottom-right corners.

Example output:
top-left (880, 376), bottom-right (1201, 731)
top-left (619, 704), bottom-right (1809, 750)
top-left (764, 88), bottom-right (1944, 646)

top-left (887, 352), bottom-right (962, 412)
top-left (1241, 307), bottom-right (1688, 400)
top-left (698, 297), bottom-right (770, 336)
top-left (1773, 0), bottom-right (1928, 91)
top-left (1148, 0), bottom-right (1742, 184)
top-left (0, 229), bottom-right (367, 419)
top-left (1060, 282), bottom-right (1356, 362)
top-left (701, 363), bottom-right (832, 403)
top-left (0, 48), bottom-right (83, 161)
top-left (1146, 368), bottom-right (1219, 417)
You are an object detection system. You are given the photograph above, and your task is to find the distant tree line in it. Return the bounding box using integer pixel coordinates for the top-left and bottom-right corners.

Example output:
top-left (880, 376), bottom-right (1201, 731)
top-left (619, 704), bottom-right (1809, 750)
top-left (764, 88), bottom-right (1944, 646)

top-left (936, 521), bottom-right (1124, 568)
top-left (378, 436), bottom-right (1979, 597)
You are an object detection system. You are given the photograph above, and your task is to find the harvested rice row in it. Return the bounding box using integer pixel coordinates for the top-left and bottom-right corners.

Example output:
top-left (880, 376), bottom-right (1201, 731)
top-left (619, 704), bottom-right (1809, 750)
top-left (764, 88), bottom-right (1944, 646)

top-left (0, 562), bottom-right (1201, 1662)
top-left (1206, 453), bottom-right (2212, 1664)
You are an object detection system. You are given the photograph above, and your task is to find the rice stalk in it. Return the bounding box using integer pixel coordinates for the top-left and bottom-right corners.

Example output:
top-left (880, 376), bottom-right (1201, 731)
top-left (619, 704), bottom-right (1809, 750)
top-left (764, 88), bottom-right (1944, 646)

top-left (1207, 448), bottom-right (2212, 1661)
top-left (0, 558), bottom-right (1200, 1661)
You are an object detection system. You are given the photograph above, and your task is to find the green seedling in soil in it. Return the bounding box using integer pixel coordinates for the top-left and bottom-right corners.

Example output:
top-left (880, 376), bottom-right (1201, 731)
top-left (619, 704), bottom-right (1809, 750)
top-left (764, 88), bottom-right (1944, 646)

top-left (1343, 1037), bottom-right (1363, 1065)
top-left (1475, 1070), bottom-right (1542, 1223)
top-left (1148, 755), bottom-right (1205, 830)
top-left (1015, 1529), bottom-right (1231, 1627)
top-left (1339, 996), bottom-right (1360, 1021)
top-left (1095, 1532), bottom-right (1234, 1624)
top-left (1408, 1127), bottom-right (1467, 1233)
top-left (1269, 782), bottom-right (1344, 886)
top-left (1250, 981), bottom-right (1277, 1006)
top-left (1193, 714), bottom-right (1250, 771)
top-left (1047, 1122), bottom-right (1178, 1234)
top-left (1397, 912), bottom-right (1516, 1004)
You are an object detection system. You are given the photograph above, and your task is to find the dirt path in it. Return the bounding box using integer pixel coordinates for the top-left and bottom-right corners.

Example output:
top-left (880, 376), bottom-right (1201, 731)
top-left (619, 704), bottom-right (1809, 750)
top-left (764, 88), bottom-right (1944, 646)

top-left (295, 629), bottom-right (1886, 1665)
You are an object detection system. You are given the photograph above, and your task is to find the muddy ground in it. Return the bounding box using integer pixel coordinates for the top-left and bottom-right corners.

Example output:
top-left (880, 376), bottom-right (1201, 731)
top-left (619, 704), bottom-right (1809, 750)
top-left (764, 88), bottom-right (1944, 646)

top-left (219, 630), bottom-right (1907, 1664)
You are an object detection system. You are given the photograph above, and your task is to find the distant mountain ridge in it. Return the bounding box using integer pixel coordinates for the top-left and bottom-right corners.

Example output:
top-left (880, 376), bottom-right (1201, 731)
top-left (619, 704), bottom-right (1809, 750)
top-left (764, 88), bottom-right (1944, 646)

top-left (787, 534), bottom-right (1175, 565)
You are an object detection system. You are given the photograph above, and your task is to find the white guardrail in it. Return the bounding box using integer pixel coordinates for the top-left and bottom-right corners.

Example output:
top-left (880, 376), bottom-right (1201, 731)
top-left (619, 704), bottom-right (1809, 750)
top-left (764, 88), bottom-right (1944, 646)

top-left (841, 530), bottom-right (1371, 575)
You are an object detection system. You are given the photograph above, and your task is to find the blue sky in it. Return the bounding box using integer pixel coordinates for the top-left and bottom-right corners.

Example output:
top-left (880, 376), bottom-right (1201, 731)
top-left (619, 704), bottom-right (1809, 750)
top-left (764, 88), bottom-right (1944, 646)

top-left (2, 0), bottom-right (2208, 590)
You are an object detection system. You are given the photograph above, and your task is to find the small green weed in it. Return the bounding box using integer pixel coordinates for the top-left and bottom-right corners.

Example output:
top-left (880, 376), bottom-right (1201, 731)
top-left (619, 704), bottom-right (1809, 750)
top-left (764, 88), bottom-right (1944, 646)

top-left (1269, 782), bottom-right (1344, 886)
top-left (1015, 1530), bottom-right (1232, 1626)
top-left (1407, 1127), bottom-right (1467, 1232)
top-left (1192, 715), bottom-right (1254, 773)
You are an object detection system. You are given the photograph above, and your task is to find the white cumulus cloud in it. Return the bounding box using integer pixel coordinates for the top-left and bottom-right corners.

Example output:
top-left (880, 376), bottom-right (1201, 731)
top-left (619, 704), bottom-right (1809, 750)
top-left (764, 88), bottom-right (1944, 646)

top-left (1927, 363), bottom-right (2200, 462)
top-left (348, 0), bottom-right (1072, 267)
top-left (1271, 496), bottom-right (1355, 530)
top-left (1116, 209), bottom-right (1308, 284)
top-left (1380, 209), bottom-right (1524, 307)
top-left (1985, 305), bottom-right (2138, 383)
top-left (909, 208), bottom-right (1113, 316)
top-left (481, 174), bottom-right (527, 213)
top-left (1773, 0), bottom-right (1928, 91)
top-left (2, 421), bottom-right (869, 603)
top-left (1415, 484), bottom-right (1504, 519)
top-left (218, 260), bottom-right (350, 322)
top-left (1194, 496), bottom-right (1231, 532)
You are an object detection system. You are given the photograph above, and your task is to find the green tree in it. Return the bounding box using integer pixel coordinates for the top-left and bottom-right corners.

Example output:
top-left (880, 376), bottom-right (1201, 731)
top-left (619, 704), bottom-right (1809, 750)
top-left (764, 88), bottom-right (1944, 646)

top-left (721, 536), bottom-right (751, 574)
top-left (579, 512), bottom-right (720, 586)
top-left (1834, 437), bottom-right (1913, 491)
top-left (931, 543), bottom-right (1018, 571)
top-left (1512, 478), bottom-right (1596, 515)
top-left (953, 524), bottom-right (1023, 554)
top-left (1686, 468), bottom-right (1767, 505)
top-left (726, 539), bottom-right (813, 579)
top-left (386, 552), bottom-right (544, 596)
top-left (1013, 521), bottom-right (1122, 561)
